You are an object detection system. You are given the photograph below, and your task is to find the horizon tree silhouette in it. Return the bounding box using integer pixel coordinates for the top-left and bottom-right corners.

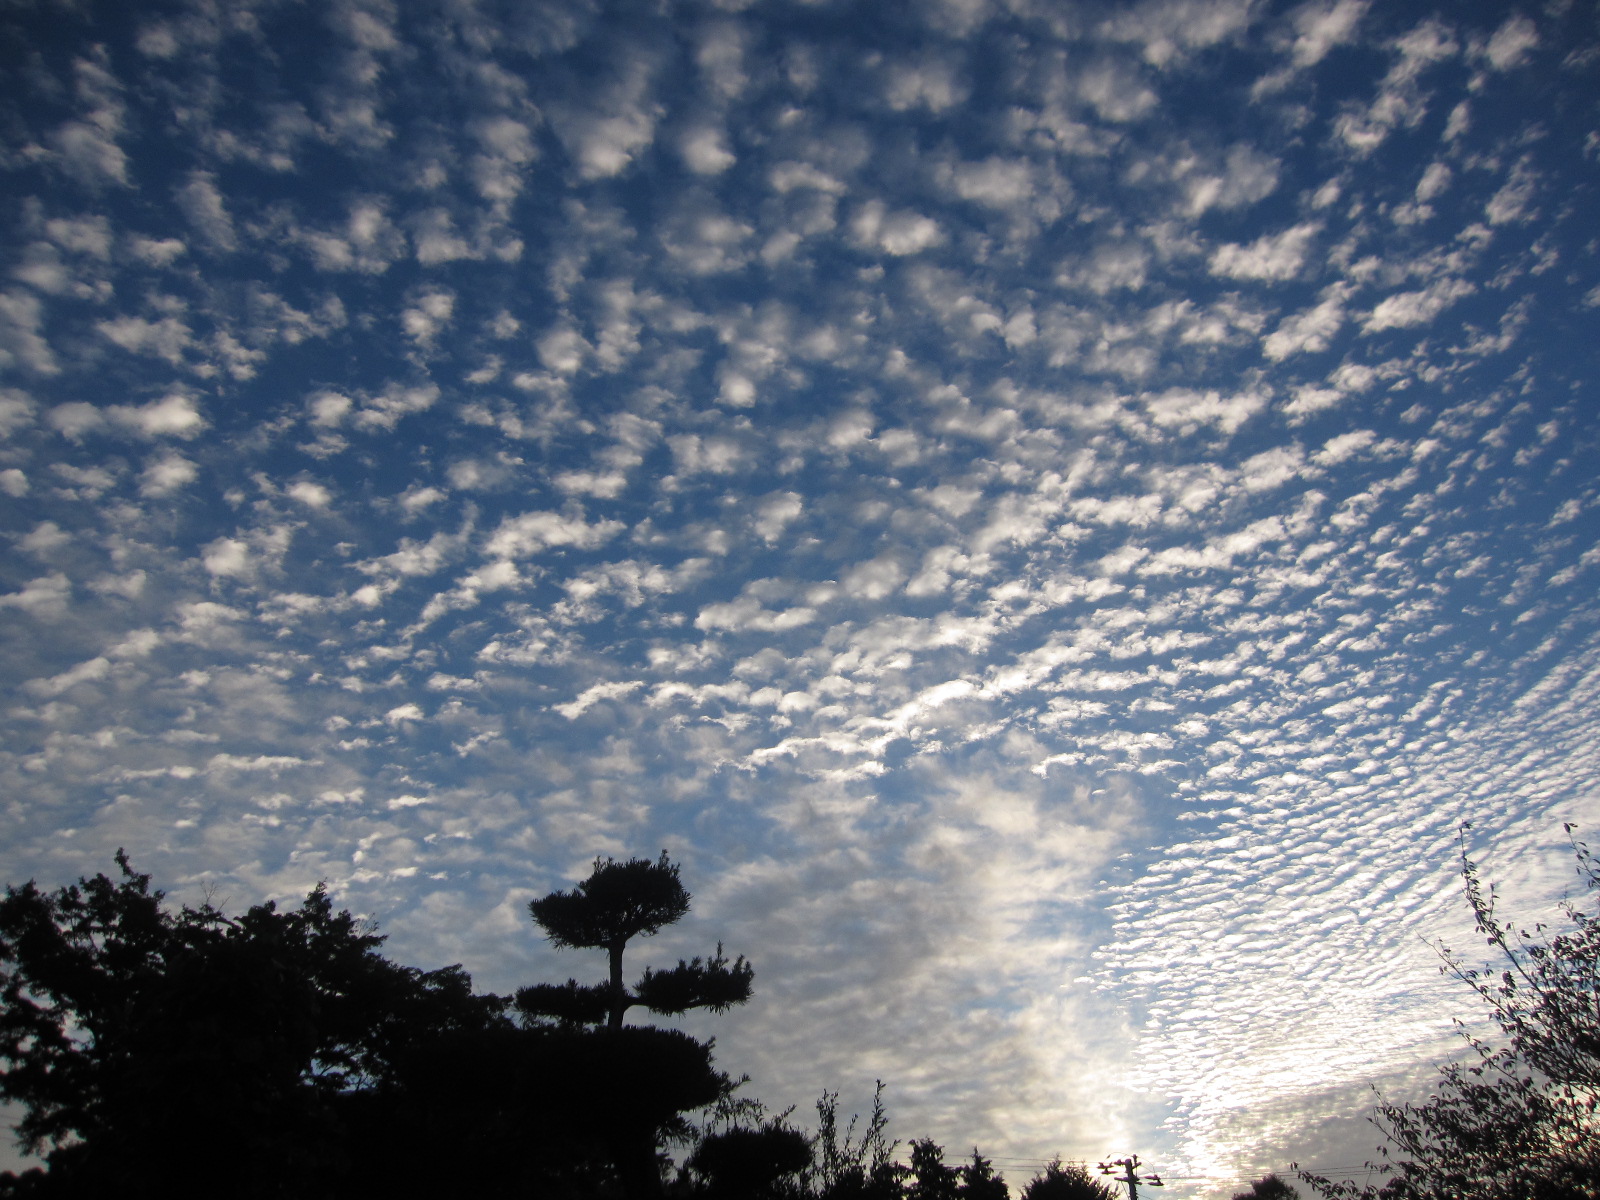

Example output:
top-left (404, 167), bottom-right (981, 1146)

top-left (0, 851), bottom-right (508, 1197)
top-left (520, 851), bottom-right (753, 1031)
top-left (1232, 1175), bottom-right (1299, 1200)
top-left (901, 1138), bottom-right (1011, 1200)
top-left (1022, 1159), bottom-right (1119, 1200)
top-left (518, 852), bottom-right (756, 1198)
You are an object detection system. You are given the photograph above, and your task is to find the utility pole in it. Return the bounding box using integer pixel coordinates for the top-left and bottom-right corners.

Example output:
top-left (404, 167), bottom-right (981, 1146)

top-left (1098, 1155), bottom-right (1164, 1200)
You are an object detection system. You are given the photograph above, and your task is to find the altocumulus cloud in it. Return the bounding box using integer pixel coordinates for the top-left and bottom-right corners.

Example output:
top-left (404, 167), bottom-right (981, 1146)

top-left (1, 0), bottom-right (1598, 1191)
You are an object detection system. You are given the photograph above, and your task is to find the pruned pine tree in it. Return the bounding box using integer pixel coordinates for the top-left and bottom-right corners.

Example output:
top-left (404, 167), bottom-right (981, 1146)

top-left (688, 1121), bottom-right (814, 1198)
top-left (519, 851), bottom-right (753, 1030)
top-left (518, 852), bottom-right (754, 1199)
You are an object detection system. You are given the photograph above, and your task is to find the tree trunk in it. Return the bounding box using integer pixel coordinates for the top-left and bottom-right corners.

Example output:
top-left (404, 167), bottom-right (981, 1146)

top-left (608, 938), bottom-right (626, 1030)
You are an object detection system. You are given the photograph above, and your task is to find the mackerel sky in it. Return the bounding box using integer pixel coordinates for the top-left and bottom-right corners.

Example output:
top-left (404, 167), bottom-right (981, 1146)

top-left (3, 0), bottom-right (1599, 1190)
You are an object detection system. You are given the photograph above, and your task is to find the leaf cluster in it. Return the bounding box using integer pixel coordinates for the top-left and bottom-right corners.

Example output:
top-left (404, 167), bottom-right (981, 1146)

top-left (530, 852), bottom-right (691, 950)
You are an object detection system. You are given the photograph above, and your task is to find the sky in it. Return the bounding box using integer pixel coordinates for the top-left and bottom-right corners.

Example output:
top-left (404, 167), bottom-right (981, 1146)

top-left (2, 0), bottom-right (1599, 1191)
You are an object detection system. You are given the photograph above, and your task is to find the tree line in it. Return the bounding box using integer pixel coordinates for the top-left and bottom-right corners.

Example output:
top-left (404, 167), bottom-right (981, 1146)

top-left (1, 827), bottom-right (1594, 1198)
top-left (0, 849), bottom-right (1111, 1198)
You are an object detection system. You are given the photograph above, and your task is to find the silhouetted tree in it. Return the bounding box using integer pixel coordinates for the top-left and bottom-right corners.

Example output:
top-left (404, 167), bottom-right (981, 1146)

top-left (0, 851), bottom-right (507, 1197)
top-left (1233, 1174), bottom-right (1299, 1200)
top-left (907, 1139), bottom-right (1013, 1200)
top-left (1299, 823), bottom-right (1600, 1200)
top-left (520, 852), bottom-right (752, 1030)
top-left (907, 1139), bottom-right (962, 1200)
top-left (1023, 1159), bottom-right (1119, 1200)
top-left (519, 852), bottom-right (755, 1198)
top-left (958, 1149), bottom-right (1012, 1200)
top-left (812, 1083), bottom-right (904, 1200)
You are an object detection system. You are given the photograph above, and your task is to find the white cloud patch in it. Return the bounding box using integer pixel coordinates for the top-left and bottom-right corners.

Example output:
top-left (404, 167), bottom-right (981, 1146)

top-left (0, 388), bottom-right (39, 435)
top-left (0, 292), bottom-right (59, 374)
top-left (1289, 0), bottom-right (1368, 66)
top-left (1362, 278), bottom-right (1475, 333)
top-left (1484, 14), bottom-right (1538, 70)
top-left (851, 201), bottom-right (943, 256)
top-left (1182, 144), bottom-right (1281, 215)
top-left (1209, 223), bottom-right (1319, 281)
top-left (401, 289), bottom-right (456, 347)
top-left (883, 54), bottom-right (969, 113)
top-left (1263, 284), bottom-right (1350, 360)
top-left (1076, 59), bottom-right (1159, 122)
top-left (353, 383), bottom-right (440, 431)
top-left (287, 480), bottom-right (332, 508)
top-left (1144, 386), bottom-right (1269, 435)
top-left (695, 587), bottom-right (818, 631)
top-left (201, 537), bottom-right (252, 578)
top-left (97, 316), bottom-right (193, 364)
top-left (1101, 0), bottom-right (1258, 67)
top-left (753, 491), bottom-right (804, 543)
top-left (139, 451), bottom-right (199, 496)
top-left (302, 199), bottom-right (407, 272)
top-left (485, 510), bottom-right (627, 560)
top-left (1485, 160), bottom-right (1537, 225)
top-left (176, 171), bottom-right (237, 252)
top-left (51, 51), bottom-right (130, 186)
top-left (0, 573), bottom-right (72, 619)
top-left (117, 392), bottom-right (205, 438)
top-left (679, 125), bottom-right (735, 175)
top-left (550, 63), bottom-right (662, 179)
top-left (25, 655), bottom-right (112, 698)
top-left (554, 679), bottom-right (645, 719)
top-left (842, 554), bottom-right (907, 601)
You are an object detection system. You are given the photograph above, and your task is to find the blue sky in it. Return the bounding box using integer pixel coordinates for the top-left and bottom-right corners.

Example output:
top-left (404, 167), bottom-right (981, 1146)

top-left (2, 0), bottom-right (1598, 1190)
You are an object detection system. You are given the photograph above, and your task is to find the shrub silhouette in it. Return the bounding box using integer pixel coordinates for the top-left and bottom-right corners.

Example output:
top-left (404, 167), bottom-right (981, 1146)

top-left (1299, 824), bottom-right (1600, 1200)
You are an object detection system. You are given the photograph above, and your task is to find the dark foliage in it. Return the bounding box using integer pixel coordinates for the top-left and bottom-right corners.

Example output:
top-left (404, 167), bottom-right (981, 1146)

top-left (519, 851), bottom-right (755, 1197)
top-left (812, 1083), bottom-right (905, 1200)
top-left (1233, 1175), bottom-right (1300, 1200)
top-left (636, 943), bottom-right (756, 1015)
top-left (516, 976), bottom-right (615, 1026)
top-left (520, 852), bottom-right (752, 1033)
top-left (2, 851), bottom-right (1032, 1200)
top-left (0, 851), bottom-right (506, 1197)
top-left (907, 1139), bottom-right (962, 1200)
top-left (0, 853), bottom-right (744, 1199)
top-left (688, 1121), bottom-right (815, 1198)
top-left (957, 1150), bottom-right (1013, 1200)
top-left (1299, 824), bottom-right (1600, 1200)
top-left (1022, 1159), bottom-right (1119, 1200)
top-left (896, 1140), bottom-right (1013, 1200)
top-left (530, 851), bottom-right (692, 951)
